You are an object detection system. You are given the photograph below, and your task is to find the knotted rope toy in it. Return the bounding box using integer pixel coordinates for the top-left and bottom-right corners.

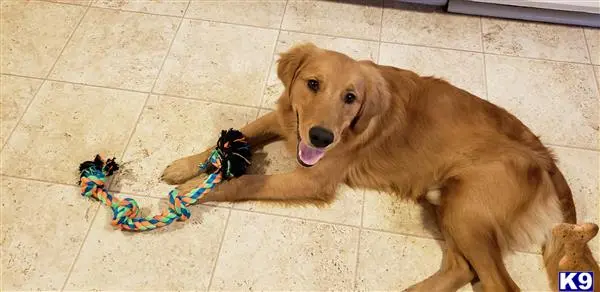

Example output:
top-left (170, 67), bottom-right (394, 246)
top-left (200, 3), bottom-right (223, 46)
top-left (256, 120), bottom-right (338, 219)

top-left (78, 129), bottom-right (251, 231)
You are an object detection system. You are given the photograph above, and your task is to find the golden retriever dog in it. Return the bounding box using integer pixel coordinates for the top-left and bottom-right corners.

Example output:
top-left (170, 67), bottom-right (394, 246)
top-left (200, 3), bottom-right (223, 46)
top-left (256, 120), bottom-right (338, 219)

top-left (161, 43), bottom-right (599, 291)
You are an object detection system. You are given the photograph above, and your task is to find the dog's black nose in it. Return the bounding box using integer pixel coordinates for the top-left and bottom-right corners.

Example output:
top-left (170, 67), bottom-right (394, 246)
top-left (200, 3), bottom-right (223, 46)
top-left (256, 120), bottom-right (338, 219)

top-left (309, 126), bottom-right (334, 148)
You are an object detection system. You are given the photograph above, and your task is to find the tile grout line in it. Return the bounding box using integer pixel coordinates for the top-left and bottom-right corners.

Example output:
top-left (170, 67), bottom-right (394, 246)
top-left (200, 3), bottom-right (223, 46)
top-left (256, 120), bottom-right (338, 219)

top-left (255, 0), bottom-right (287, 111)
top-left (0, 173), bottom-right (230, 211)
top-left (0, 175), bottom-right (80, 189)
top-left (104, 91), bottom-right (150, 188)
top-left (44, 2), bottom-right (91, 79)
top-left (376, 0), bottom-right (385, 64)
top-left (55, 8), bottom-right (102, 275)
top-left (380, 39), bottom-right (595, 66)
top-left (38, 0), bottom-right (89, 8)
top-left (48, 75), bottom-right (264, 110)
top-left (580, 27), bottom-right (594, 65)
top-left (478, 16), bottom-right (485, 53)
top-left (227, 208), bottom-right (448, 247)
top-left (482, 49), bottom-right (593, 66)
top-left (583, 29), bottom-right (600, 155)
top-left (0, 73), bottom-right (46, 81)
top-left (353, 2), bottom-right (385, 287)
top-left (71, 2), bottom-right (192, 19)
top-left (547, 143), bottom-right (599, 152)
top-left (229, 207), bottom-right (360, 229)
top-left (43, 0), bottom-right (283, 31)
top-left (59, 1), bottom-right (192, 288)
top-left (207, 3), bottom-right (288, 288)
top-left (51, 1), bottom-right (120, 286)
top-left (479, 17), bottom-right (490, 100)
top-left (2, 173), bottom-right (369, 237)
top-left (59, 203), bottom-right (101, 291)
top-left (0, 76), bottom-right (45, 151)
top-left (0, 173), bottom-right (549, 258)
top-left (113, 0), bottom-right (192, 164)
top-left (206, 208), bottom-right (233, 291)
top-left (0, 2), bottom-right (91, 151)
top-left (582, 29), bottom-right (600, 100)
top-left (72, 3), bottom-right (281, 31)
top-left (1, 72), bottom-right (269, 111)
top-left (353, 190), bottom-right (368, 288)
top-left (152, 92), bottom-right (264, 110)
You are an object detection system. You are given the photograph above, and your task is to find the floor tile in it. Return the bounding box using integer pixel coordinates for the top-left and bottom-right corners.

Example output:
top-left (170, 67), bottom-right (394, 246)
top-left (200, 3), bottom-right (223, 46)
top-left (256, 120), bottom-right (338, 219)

top-left (111, 95), bottom-right (257, 196)
top-left (0, 1), bottom-right (85, 77)
top-left (356, 230), bottom-right (444, 291)
top-left (47, 0), bottom-right (92, 5)
top-left (362, 190), bottom-right (440, 239)
top-left (504, 252), bottom-right (551, 291)
top-left (552, 146), bottom-right (600, 258)
top-left (92, 0), bottom-right (189, 16)
top-left (282, 0), bottom-right (382, 40)
top-left (486, 55), bottom-right (598, 149)
top-left (154, 20), bottom-right (278, 106)
top-left (381, 3), bottom-right (481, 51)
top-left (1, 177), bottom-right (97, 291)
top-left (0, 75), bottom-right (43, 149)
top-left (586, 29), bottom-right (600, 65)
top-left (379, 43), bottom-right (486, 98)
top-left (356, 230), bottom-right (554, 291)
top-left (65, 195), bottom-right (229, 290)
top-left (247, 109), bottom-right (297, 174)
top-left (262, 30), bottom-right (379, 109)
top-left (482, 18), bottom-right (589, 63)
top-left (186, 0), bottom-right (286, 28)
top-left (50, 8), bottom-right (179, 91)
top-left (595, 66), bottom-right (600, 90)
top-left (0, 81), bottom-right (147, 184)
top-left (211, 210), bottom-right (359, 290)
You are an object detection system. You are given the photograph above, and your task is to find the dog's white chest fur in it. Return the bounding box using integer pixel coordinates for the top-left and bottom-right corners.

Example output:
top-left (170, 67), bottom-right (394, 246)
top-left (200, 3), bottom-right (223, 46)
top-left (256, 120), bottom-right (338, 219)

top-left (425, 189), bottom-right (442, 206)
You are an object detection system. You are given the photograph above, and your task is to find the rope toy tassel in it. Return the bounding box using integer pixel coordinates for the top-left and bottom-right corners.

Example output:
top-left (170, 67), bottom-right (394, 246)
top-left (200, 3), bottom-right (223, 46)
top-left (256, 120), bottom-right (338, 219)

top-left (78, 129), bottom-right (251, 232)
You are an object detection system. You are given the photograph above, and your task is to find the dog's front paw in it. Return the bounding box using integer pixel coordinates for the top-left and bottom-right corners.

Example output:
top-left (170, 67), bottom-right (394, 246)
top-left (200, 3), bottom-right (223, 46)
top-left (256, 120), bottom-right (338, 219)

top-left (161, 156), bottom-right (201, 185)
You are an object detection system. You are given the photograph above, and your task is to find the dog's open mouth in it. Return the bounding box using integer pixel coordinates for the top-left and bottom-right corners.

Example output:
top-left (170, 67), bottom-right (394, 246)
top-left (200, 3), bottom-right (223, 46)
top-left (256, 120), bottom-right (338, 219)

top-left (296, 112), bottom-right (325, 167)
top-left (298, 141), bottom-right (325, 166)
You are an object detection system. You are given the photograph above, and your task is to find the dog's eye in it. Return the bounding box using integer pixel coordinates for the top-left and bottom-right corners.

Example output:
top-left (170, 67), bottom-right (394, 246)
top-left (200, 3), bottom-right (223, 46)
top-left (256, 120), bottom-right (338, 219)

top-left (344, 93), bottom-right (356, 104)
top-left (307, 79), bottom-right (319, 91)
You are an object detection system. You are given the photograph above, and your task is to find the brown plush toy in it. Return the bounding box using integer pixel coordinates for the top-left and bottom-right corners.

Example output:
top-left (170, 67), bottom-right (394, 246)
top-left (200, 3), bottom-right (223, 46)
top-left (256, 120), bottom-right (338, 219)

top-left (546, 222), bottom-right (600, 291)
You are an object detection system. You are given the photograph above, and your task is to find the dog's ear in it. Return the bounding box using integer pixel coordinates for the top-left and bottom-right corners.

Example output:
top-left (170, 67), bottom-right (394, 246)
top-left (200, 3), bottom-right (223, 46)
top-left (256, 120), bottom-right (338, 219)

top-left (352, 63), bottom-right (390, 134)
top-left (277, 43), bottom-right (318, 88)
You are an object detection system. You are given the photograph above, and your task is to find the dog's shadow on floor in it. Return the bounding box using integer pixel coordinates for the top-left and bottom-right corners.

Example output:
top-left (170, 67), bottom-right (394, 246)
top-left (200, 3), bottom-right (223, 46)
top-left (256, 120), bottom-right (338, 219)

top-left (416, 199), bottom-right (484, 291)
top-left (246, 150), bottom-right (271, 175)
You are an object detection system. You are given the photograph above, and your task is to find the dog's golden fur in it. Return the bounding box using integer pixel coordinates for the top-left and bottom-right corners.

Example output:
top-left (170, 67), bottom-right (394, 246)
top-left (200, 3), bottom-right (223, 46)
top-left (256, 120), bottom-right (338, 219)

top-left (162, 43), bottom-right (599, 291)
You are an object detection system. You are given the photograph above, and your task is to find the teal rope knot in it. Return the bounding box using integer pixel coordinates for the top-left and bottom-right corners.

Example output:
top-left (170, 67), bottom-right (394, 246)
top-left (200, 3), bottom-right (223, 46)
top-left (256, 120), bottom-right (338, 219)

top-left (113, 198), bottom-right (140, 225)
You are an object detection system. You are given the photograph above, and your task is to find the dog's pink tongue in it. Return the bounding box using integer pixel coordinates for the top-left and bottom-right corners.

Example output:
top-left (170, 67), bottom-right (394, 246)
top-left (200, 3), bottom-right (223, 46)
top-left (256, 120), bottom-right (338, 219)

top-left (299, 141), bottom-right (325, 166)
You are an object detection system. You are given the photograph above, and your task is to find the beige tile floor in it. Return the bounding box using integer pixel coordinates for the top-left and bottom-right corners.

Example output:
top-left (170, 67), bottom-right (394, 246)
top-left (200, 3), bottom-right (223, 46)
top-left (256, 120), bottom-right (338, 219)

top-left (1, 0), bottom-right (598, 291)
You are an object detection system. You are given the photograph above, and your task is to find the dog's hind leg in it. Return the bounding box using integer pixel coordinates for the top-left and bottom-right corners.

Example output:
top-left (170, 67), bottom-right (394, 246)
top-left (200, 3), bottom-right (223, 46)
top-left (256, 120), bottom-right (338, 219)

top-left (404, 211), bottom-right (475, 292)
top-left (439, 172), bottom-right (520, 292)
top-left (162, 111), bottom-right (284, 184)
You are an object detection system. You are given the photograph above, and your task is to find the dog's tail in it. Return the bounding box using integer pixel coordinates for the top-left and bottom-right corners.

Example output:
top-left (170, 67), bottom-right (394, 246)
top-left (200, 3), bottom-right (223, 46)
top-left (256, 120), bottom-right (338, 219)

top-left (542, 168), bottom-right (600, 291)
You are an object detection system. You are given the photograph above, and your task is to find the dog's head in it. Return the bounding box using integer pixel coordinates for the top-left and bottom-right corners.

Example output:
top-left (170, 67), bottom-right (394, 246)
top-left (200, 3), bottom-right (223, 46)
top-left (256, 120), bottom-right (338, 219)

top-left (277, 43), bottom-right (389, 167)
